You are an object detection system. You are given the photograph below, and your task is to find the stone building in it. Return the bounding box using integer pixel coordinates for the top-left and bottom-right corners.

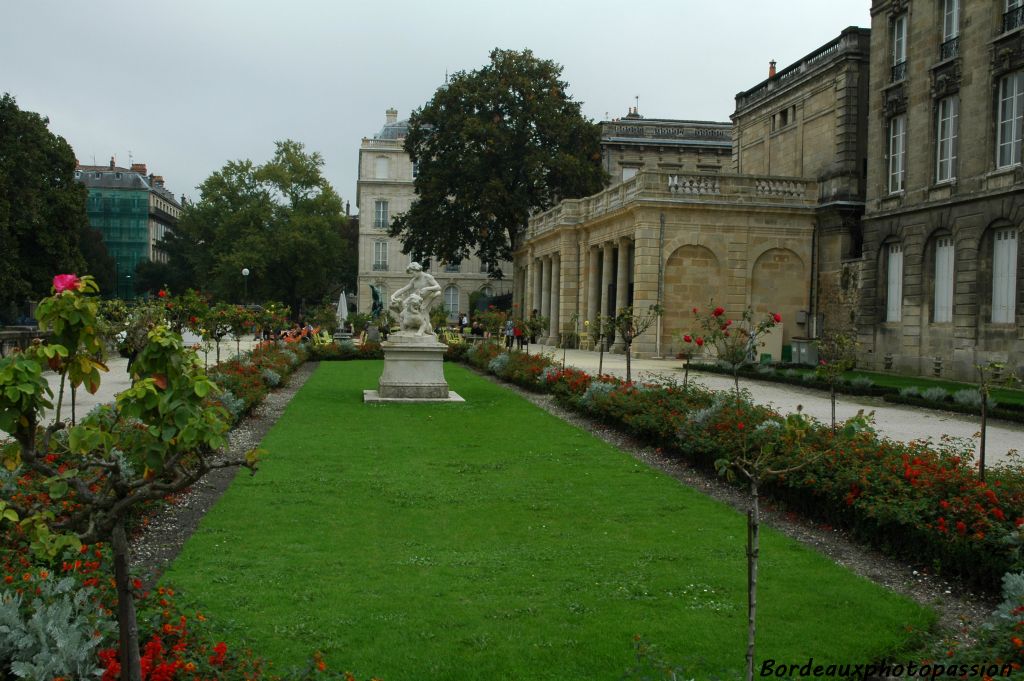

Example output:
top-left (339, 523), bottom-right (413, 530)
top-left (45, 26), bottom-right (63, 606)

top-left (600, 110), bottom-right (732, 183)
top-left (355, 109), bottom-right (510, 320)
top-left (858, 1), bottom-right (1024, 380)
top-left (513, 28), bottom-right (871, 359)
top-left (75, 159), bottom-right (181, 298)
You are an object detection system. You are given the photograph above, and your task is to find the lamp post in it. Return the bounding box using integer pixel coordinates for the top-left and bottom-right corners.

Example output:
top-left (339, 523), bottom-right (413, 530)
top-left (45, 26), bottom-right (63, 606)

top-left (241, 268), bottom-right (250, 304)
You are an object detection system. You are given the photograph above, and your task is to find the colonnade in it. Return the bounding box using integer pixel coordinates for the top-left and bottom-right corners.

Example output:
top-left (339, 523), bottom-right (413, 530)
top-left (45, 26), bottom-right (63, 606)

top-left (519, 236), bottom-right (633, 346)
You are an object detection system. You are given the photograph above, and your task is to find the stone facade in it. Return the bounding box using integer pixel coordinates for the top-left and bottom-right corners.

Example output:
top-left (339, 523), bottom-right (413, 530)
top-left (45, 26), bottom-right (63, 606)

top-left (514, 29), bottom-right (870, 361)
top-left (600, 111), bottom-right (732, 183)
top-left (355, 109), bottom-right (510, 320)
top-left (859, 1), bottom-right (1024, 380)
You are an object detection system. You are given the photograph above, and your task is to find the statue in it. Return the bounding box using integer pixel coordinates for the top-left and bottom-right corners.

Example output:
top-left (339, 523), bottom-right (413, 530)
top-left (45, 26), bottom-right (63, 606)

top-left (369, 284), bottom-right (384, 318)
top-left (390, 262), bottom-right (441, 336)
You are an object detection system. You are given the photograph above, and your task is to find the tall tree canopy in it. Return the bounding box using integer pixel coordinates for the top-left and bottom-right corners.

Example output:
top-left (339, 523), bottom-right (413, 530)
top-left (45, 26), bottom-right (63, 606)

top-left (0, 93), bottom-right (92, 319)
top-left (162, 140), bottom-right (354, 316)
top-left (390, 49), bottom-right (608, 274)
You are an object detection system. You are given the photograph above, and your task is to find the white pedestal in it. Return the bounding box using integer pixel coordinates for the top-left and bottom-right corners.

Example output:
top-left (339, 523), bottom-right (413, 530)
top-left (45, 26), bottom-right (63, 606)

top-left (366, 333), bottom-right (462, 402)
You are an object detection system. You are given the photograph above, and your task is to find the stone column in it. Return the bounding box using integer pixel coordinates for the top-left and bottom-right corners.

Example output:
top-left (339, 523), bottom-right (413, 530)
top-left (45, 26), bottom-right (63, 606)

top-left (613, 236), bottom-right (632, 350)
top-left (631, 224), bottom-right (660, 356)
top-left (533, 258), bottom-right (544, 315)
top-left (587, 245), bottom-right (600, 324)
top-left (600, 242), bottom-right (615, 350)
top-left (540, 255), bottom-right (551, 324)
top-left (548, 253), bottom-right (560, 344)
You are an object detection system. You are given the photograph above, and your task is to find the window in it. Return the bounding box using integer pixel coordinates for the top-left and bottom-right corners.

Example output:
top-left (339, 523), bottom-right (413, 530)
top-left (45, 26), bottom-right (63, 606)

top-left (998, 72), bottom-right (1024, 168)
top-left (1007, 0), bottom-right (1024, 32)
top-left (934, 237), bottom-right (954, 322)
top-left (888, 115), bottom-right (907, 193)
top-left (373, 241), bottom-right (388, 271)
top-left (943, 0), bottom-right (959, 41)
top-left (444, 285), bottom-right (459, 317)
top-left (374, 156), bottom-right (389, 179)
top-left (886, 243), bottom-right (903, 322)
top-left (480, 286), bottom-right (494, 298)
top-left (936, 96), bottom-right (959, 183)
top-left (374, 200), bottom-right (389, 229)
top-left (892, 13), bottom-right (907, 81)
top-left (621, 167), bottom-right (638, 182)
top-left (993, 228), bottom-right (1018, 323)
top-left (412, 161), bottom-right (419, 178)
top-left (444, 260), bottom-right (461, 273)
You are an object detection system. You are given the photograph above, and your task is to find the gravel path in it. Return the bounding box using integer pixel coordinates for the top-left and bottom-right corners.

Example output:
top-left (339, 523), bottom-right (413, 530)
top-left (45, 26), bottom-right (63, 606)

top-left (529, 344), bottom-right (1024, 469)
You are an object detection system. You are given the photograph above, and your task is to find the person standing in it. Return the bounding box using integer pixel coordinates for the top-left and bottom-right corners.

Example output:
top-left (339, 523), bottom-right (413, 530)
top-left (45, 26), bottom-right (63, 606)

top-left (504, 317), bottom-right (515, 349)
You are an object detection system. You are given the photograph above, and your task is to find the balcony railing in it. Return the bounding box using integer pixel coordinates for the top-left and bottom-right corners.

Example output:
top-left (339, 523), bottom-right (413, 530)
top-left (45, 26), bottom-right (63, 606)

top-left (891, 61), bottom-right (907, 83)
top-left (1005, 6), bottom-right (1024, 33)
top-left (372, 263), bottom-right (388, 271)
top-left (525, 170), bottom-right (817, 239)
top-left (939, 36), bottom-right (959, 61)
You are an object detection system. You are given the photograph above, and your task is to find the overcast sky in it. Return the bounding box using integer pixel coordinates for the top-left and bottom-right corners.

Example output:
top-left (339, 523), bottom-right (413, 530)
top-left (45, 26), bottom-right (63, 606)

top-left (2, 0), bottom-right (869, 212)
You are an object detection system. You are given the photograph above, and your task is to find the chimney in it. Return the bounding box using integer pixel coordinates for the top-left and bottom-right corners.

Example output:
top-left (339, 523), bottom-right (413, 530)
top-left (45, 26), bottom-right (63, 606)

top-left (131, 162), bottom-right (148, 175)
top-left (385, 107), bottom-right (398, 124)
top-left (152, 175), bottom-right (164, 187)
top-left (109, 156), bottom-right (116, 170)
top-left (768, 60), bottom-right (777, 78)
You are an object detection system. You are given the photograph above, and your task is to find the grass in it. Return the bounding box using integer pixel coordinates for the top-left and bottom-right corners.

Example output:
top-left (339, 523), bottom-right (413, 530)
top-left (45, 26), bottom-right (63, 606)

top-left (163, 361), bottom-right (934, 680)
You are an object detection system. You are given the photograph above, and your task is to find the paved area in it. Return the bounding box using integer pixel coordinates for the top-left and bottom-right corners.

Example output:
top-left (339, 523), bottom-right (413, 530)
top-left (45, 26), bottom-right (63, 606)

top-left (36, 337), bottom-right (1023, 468)
top-left (527, 343), bottom-right (1024, 469)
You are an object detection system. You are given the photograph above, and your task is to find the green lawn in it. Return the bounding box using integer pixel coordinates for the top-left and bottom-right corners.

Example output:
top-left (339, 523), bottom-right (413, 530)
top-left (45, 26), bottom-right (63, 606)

top-left (163, 361), bottom-right (933, 680)
top-left (778, 366), bottom-right (1024, 405)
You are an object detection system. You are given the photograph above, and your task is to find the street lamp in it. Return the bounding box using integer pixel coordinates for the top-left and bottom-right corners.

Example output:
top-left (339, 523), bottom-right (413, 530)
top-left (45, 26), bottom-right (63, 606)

top-left (241, 268), bottom-right (250, 304)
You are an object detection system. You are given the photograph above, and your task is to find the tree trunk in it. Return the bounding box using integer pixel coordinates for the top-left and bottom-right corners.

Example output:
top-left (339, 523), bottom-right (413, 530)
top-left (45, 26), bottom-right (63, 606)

top-left (980, 395), bottom-right (988, 482)
top-left (625, 341), bottom-right (632, 383)
top-left (733, 368), bottom-right (740, 400)
top-left (215, 339), bottom-right (221, 364)
top-left (71, 383), bottom-right (77, 426)
top-left (746, 480), bottom-right (760, 681)
top-left (236, 337), bottom-right (241, 359)
top-left (598, 342), bottom-right (604, 376)
top-left (683, 356), bottom-right (690, 388)
top-left (830, 381), bottom-right (836, 431)
top-left (112, 520), bottom-right (142, 681)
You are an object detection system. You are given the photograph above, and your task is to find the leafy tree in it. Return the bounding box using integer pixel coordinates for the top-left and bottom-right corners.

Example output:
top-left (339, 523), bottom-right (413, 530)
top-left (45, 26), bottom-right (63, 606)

top-left (0, 275), bottom-right (259, 681)
top-left (162, 141), bottom-right (354, 315)
top-left (390, 49), bottom-right (608, 272)
top-left (0, 94), bottom-right (88, 319)
top-left (686, 305), bottom-right (781, 398)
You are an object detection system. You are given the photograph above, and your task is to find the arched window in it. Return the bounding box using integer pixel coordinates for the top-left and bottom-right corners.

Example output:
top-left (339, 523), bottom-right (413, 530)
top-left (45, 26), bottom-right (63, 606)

top-left (374, 156), bottom-right (389, 179)
top-left (480, 286), bottom-right (494, 298)
top-left (444, 285), bottom-right (459, 319)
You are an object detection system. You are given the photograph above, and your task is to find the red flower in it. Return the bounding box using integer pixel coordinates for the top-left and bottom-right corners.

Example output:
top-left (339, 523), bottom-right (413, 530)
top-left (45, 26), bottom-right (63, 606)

top-left (737, 422), bottom-right (745, 430)
top-left (52, 273), bottom-right (80, 293)
top-left (157, 289), bottom-right (167, 298)
top-left (695, 337), bottom-right (704, 347)
top-left (939, 500), bottom-right (950, 509)
top-left (955, 520), bottom-right (967, 535)
top-left (692, 307), bottom-right (698, 314)
top-left (189, 315), bottom-right (198, 325)
top-left (773, 312), bottom-right (782, 323)
top-left (712, 306), bottom-right (725, 317)
top-left (683, 335), bottom-right (692, 343)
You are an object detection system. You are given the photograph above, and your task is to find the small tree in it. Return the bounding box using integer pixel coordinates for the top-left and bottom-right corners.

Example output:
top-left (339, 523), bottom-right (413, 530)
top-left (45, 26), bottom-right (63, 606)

top-left (674, 328), bottom-right (707, 388)
top-left (612, 305), bottom-right (663, 383)
top-left (525, 313), bottom-right (549, 352)
top-left (814, 270), bottom-right (861, 431)
top-left (690, 305), bottom-right (780, 398)
top-left (976, 361), bottom-right (1021, 482)
top-left (0, 274), bottom-right (260, 681)
top-left (715, 408), bottom-right (822, 681)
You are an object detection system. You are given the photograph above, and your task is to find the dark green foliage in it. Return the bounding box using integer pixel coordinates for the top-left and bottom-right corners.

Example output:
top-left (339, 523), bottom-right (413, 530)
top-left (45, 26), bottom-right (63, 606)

top-left (0, 93), bottom-right (88, 318)
top-left (390, 49), bottom-right (608, 273)
top-left (161, 141), bottom-right (355, 315)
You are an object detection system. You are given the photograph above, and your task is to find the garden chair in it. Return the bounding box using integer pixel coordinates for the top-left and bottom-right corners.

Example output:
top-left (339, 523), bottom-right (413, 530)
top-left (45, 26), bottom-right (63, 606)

top-left (578, 331), bottom-right (594, 351)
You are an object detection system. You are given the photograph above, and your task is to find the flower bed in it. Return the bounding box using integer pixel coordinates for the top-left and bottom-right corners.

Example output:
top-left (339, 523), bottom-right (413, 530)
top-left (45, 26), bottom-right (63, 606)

top-left (0, 339), bottom-right (378, 679)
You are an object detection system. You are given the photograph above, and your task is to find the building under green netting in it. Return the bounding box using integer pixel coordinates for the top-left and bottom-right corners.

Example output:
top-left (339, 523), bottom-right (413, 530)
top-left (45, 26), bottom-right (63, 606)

top-left (75, 161), bottom-right (180, 299)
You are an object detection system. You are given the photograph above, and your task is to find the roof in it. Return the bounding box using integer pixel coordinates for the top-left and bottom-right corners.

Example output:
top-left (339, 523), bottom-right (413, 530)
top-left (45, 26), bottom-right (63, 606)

top-left (375, 119), bottom-right (410, 140)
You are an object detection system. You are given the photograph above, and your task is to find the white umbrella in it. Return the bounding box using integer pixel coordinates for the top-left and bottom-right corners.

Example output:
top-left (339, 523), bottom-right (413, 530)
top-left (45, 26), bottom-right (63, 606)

top-left (336, 291), bottom-right (348, 325)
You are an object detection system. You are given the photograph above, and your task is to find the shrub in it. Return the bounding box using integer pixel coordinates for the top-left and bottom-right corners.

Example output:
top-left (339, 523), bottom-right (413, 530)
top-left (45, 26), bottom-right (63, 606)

top-left (801, 372), bottom-right (817, 384)
top-left (782, 369), bottom-right (800, 378)
top-left (849, 376), bottom-right (874, 389)
top-left (488, 353), bottom-right (510, 375)
top-left (0, 577), bottom-right (114, 679)
top-left (952, 388), bottom-right (997, 410)
top-left (899, 386), bottom-right (920, 398)
top-left (756, 365), bottom-right (775, 376)
top-left (262, 368), bottom-right (282, 388)
top-left (921, 387), bottom-right (950, 403)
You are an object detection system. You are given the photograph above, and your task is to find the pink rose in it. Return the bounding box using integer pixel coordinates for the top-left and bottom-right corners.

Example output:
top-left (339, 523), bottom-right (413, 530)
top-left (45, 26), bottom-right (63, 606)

top-left (52, 274), bottom-right (80, 293)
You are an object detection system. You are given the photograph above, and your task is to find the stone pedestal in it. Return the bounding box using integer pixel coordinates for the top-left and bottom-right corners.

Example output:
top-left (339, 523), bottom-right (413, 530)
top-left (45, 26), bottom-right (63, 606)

top-left (363, 333), bottom-right (464, 403)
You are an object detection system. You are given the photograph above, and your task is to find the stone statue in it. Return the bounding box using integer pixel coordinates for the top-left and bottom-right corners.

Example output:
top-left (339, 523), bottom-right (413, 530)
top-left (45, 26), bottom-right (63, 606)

top-left (390, 262), bottom-right (441, 336)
